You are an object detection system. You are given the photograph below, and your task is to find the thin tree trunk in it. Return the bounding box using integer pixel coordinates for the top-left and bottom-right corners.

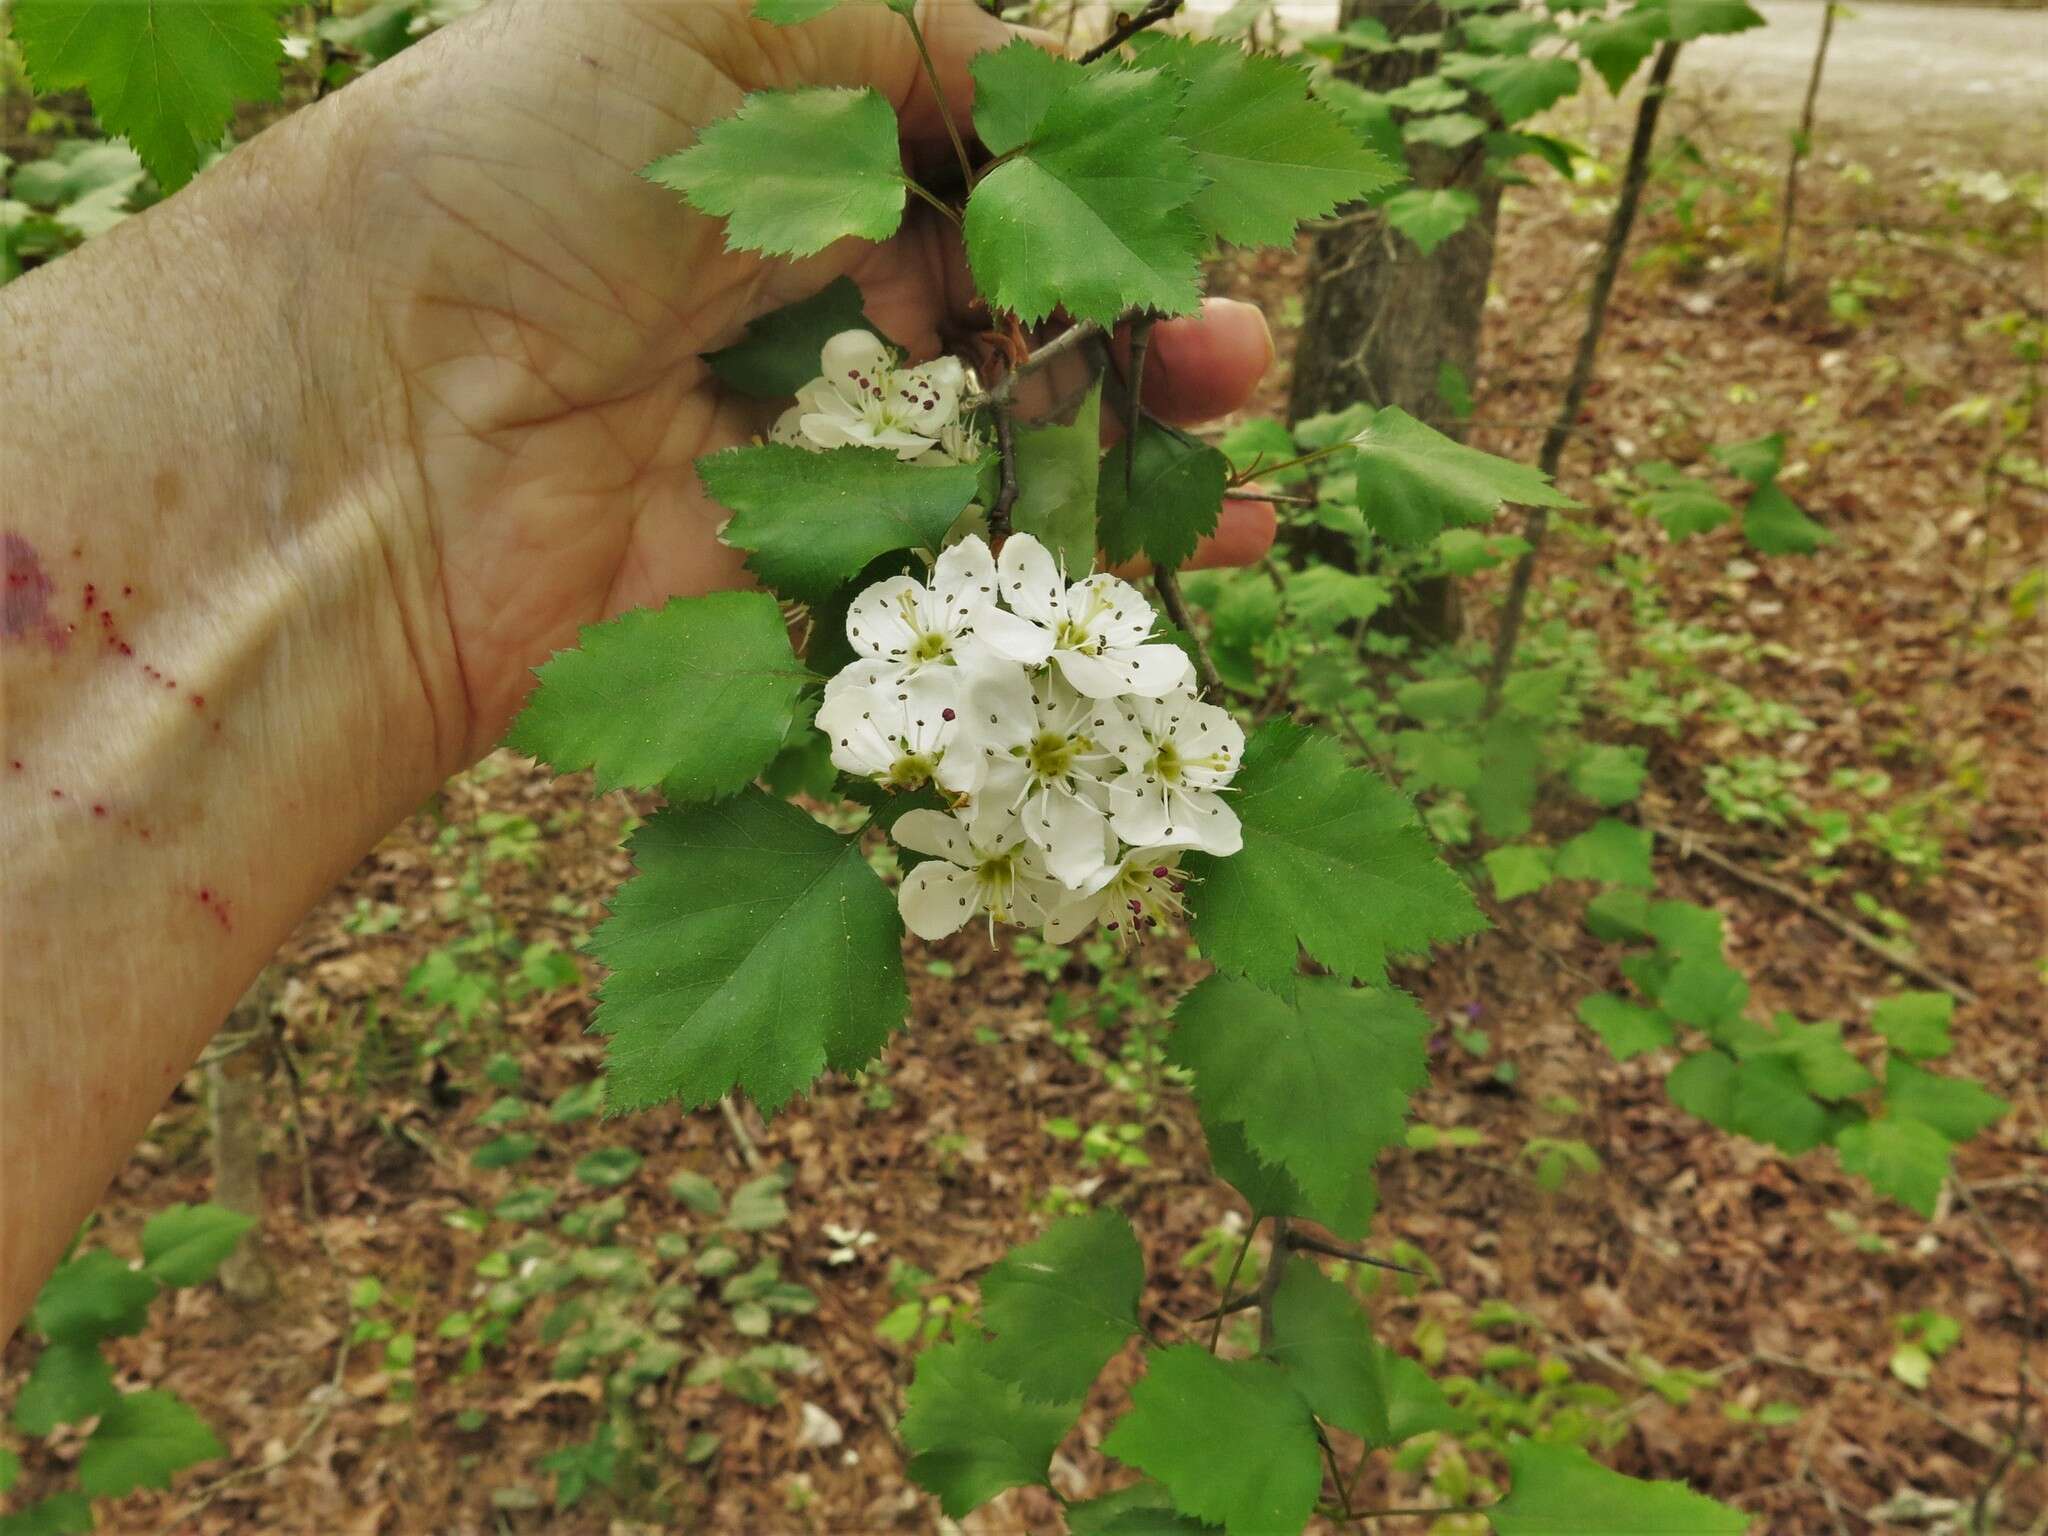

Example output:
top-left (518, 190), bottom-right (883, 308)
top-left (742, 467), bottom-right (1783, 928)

top-left (209, 967), bottom-right (281, 1303)
top-left (1769, 2), bottom-right (1839, 302)
top-left (1483, 42), bottom-right (1683, 710)
top-left (1286, 0), bottom-right (1504, 641)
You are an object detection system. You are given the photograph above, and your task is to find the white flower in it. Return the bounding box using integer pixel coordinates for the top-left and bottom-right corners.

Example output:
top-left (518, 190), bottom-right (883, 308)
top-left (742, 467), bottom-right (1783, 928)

top-left (975, 534), bottom-right (1193, 700)
top-left (975, 675), bottom-right (1139, 890)
top-left (771, 330), bottom-right (970, 461)
top-left (837, 536), bottom-right (1001, 690)
top-left (893, 808), bottom-right (1066, 940)
top-left (1105, 689), bottom-right (1244, 855)
top-left (816, 668), bottom-right (984, 794)
top-left (1042, 848), bottom-right (1189, 945)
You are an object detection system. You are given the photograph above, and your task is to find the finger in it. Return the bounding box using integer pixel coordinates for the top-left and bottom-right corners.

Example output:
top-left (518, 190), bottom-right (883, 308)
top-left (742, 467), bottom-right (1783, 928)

top-left (1132, 298), bottom-right (1275, 427)
top-left (1107, 499), bottom-right (1277, 581)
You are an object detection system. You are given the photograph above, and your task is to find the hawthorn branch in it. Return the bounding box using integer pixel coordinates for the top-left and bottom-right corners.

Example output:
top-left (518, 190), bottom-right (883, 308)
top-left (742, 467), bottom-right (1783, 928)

top-left (1484, 40), bottom-right (1683, 714)
top-left (1255, 1215), bottom-right (1289, 1351)
top-left (1078, 0), bottom-right (1184, 65)
top-left (1286, 1229), bottom-right (1425, 1277)
top-left (1155, 567), bottom-right (1223, 699)
top-left (991, 407), bottom-right (1021, 539)
top-left (964, 319), bottom-right (1106, 414)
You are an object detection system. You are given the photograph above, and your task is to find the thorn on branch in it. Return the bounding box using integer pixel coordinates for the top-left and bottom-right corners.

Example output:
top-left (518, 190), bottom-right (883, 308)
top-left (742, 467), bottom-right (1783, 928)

top-left (1286, 1229), bottom-right (1426, 1277)
top-left (964, 319), bottom-right (1106, 415)
top-left (1078, 0), bottom-right (1186, 65)
top-left (1188, 1291), bottom-right (1262, 1324)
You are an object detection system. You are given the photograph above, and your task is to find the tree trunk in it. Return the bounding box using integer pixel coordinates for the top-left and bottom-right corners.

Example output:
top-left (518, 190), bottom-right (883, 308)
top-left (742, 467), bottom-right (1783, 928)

top-left (1286, 1), bottom-right (1503, 640)
top-left (209, 967), bottom-right (281, 1303)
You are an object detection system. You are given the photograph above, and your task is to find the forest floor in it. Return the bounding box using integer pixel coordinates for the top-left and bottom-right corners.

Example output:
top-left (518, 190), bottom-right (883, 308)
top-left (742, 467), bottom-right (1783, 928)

top-left (3, 26), bottom-right (2044, 1536)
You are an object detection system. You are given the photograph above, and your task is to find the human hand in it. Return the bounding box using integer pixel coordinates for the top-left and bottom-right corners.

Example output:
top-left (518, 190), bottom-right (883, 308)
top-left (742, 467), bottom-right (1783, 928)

top-left (318, 0), bottom-right (1275, 770)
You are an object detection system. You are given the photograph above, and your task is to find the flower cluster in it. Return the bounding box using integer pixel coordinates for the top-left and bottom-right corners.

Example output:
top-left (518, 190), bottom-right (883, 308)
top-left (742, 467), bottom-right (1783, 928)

top-left (817, 533), bottom-right (1244, 946)
top-left (771, 329), bottom-right (984, 464)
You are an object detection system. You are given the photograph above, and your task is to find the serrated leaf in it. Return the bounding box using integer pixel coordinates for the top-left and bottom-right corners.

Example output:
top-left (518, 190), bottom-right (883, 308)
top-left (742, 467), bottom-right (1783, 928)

top-left (1647, 0), bottom-right (1767, 40)
top-left (1138, 37), bottom-right (1397, 248)
top-left (1835, 1117), bottom-right (1951, 1218)
top-left (1639, 481), bottom-right (1736, 539)
top-left (1346, 407), bottom-right (1574, 546)
top-left (1268, 1261), bottom-right (1390, 1444)
top-left (592, 791), bottom-right (905, 1115)
top-left (13, 1341), bottom-right (118, 1435)
top-left (699, 445), bottom-right (982, 601)
top-left (1567, 744), bottom-right (1648, 806)
top-left (1885, 1060), bottom-right (2007, 1144)
top-left (1101, 1346), bottom-right (1322, 1536)
top-left (705, 278), bottom-right (871, 398)
top-left (1490, 1440), bottom-right (1749, 1535)
top-left (1466, 56), bottom-right (1581, 125)
top-left (1729, 1054), bottom-right (1828, 1154)
top-left (506, 592), bottom-right (810, 798)
top-left (1743, 483), bottom-right (1831, 555)
top-left (1098, 419), bottom-right (1228, 570)
top-left (13, 0), bottom-right (289, 191)
top-left (77, 1390), bottom-right (223, 1497)
top-left (30, 1249), bottom-right (158, 1344)
top-left (901, 1337), bottom-right (1078, 1516)
top-left (140, 1203), bottom-right (255, 1288)
top-left (1067, 1484), bottom-right (1218, 1534)
top-left (1171, 974), bottom-right (1428, 1218)
top-left (1010, 380), bottom-right (1103, 573)
top-left (1187, 722), bottom-right (1486, 991)
top-left (1573, 14), bottom-right (1665, 94)
top-left (971, 38), bottom-right (1081, 156)
top-left (644, 88), bottom-right (906, 257)
top-left (1647, 899), bottom-right (1724, 959)
top-left (1200, 1109), bottom-right (1379, 1239)
top-left (1281, 566), bottom-right (1390, 631)
top-left (1485, 845), bottom-right (1554, 901)
top-left (1710, 432), bottom-right (1785, 486)
top-left (1403, 112), bottom-right (1490, 150)
top-left (1666, 1050), bottom-right (1739, 1130)
top-left (1577, 994), bottom-right (1673, 1061)
top-left (1554, 818), bottom-right (1653, 889)
top-left (978, 1210), bottom-right (1144, 1403)
top-left (964, 67), bottom-right (1206, 327)
top-left (1871, 991), bottom-right (1954, 1059)
top-left (1585, 889), bottom-right (1653, 943)
top-left (1755, 1020), bottom-right (1875, 1101)
top-left (1383, 188), bottom-right (1480, 255)
top-left (1659, 954), bottom-right (1749, 1031)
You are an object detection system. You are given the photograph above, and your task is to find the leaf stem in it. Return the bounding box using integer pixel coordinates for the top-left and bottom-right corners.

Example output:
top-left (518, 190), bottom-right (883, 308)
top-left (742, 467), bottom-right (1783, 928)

top-left (898, 7), bottom-right (977, 192)
top-left (1207, 1225), bottom-right (1257, 1352)
top-left (903, 178), bottom-right (961, 229)
top-left (1254, 1215), bottom-right (1288, 1352)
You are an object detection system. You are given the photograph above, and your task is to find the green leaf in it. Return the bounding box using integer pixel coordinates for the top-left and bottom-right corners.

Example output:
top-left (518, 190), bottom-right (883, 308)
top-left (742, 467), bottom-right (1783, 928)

top-left (752, 0), bottom-right (853, 22)
top-left (1639, 480), bottom-right (1736, 539)
top-left (1710, 432), bottom-right (1785, 486)
top-left (1187, 722), bottom-right (1486, 991)
top-left (1647, 900), bottom-right (1724, 960)
top-left (1871, 991), bottom-right (1954, 1059)
top-left (0, 1492), bottom-right (92, 1536)
top-left (592, 791), bottom-right (905, 1114)
top-left (1010, 380), bottom-right (1105, 574)
top-left (1378, 1347), bottom-right (1468, 1445)
top-left (13, 1340), bottom-right (118, 1435)
top-left (1466, 55), bottom-right (1581, 125)
top-left (1743, 483), bottom-right (1830, 555)
top-left (1397, 675), bottom-right (1485, 724)
top-left (668, 1170), bottom-right (724, 1214)
top-left (1578, 994), bottom-right (1673, 1062)
top-left (643, 87), bottom-right (906, 257)
top-left (979, 1210), bottom-right (1144, 1404)
top-left (1267, 1261), bottom-right (1390, 1444)
top-left (1345, 407), bottom-right (1575, 546)
top-left (0, 1446), bottom-right (15, 1496)
top-left (1885, 1060), bottom-right (2007, 1144)
top-left (1403, 112), bottom-right (1489, 150)
top-left (1282, 567), bottom-right (1391, 631)
top-left (30, 1249), bottom-right (158, 1344)
top-left (901, 1338), bottom-right (1078, 1516)
top-left (704, 278), bottom-right (871, 398)
top-left (970, 38), bottom-right (1080, 157)
top-left (1647, 0), bottom-right (1767, 40)
top-left (1555, 818), bottom-right (1653, 889)
top-left (1756, 1020), bottom-right (1876, 1101)
top-left (1475, 716), bottom-right (1541, 840)
top-left (140, 1203), bottom-right (255, 1288)
top-left (1485, 845), bottom-right (1554, 902)
top-left (12, 0), bottom-right (288, 191)
top-left (700, 445), bottom-right (982, 601)
top-left (1835, 1117), bottom-right (1952, 1218)
top-left (1170, 974), bottom-right (1429, 1218)
top-left (472, 1133), bottom-right (539, 1169)
top-left (1489, 1440), bottom-right (1749, 1535)
top-left (1138, 37), bottom-right (1397, 248)
top-left (964, 67), bottom-right (1204, 327)
top-left (727, 1171), bottom-right (793, 1230)
top-left (1382, 188), bottom-right (1479, 254)
top-left (1659, 955), bottom-right (1750, 1031)
top-left (1102, 1346), bottom-right (1322, 1536)
top-left (1067, 1484), bottom-right (1218, 1534)
top-left (1666, 1050), bottom-right (1739, 1129)
top-left (77, 1390), bottom-right (224, 1497)
top-left (573, 1148), bottom-right (644, 1188)
top-left (1585, 889), bottom-right (1653, 943)
top-left (1098, 420), bottom-right (1229, 571)
top-left (1729, 1054), bottom-right (1829, 1154)
top-left (1201, 1109), bottom-right (1379, 1240)
top-left (506, 592), bottom-right (810, 798)
top-left (1574, 14), bottom-right (1664, 94)
top-left (1567, 745), bottom-right (1648, 807)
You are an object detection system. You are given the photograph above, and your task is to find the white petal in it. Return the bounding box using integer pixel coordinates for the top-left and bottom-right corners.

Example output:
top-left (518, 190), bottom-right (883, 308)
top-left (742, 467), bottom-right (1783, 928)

top-left (816, 690), bottom-right (896, 777)
top-left (971, 604), bottom-right (1055, 666)
top-left (1027, 791), bottom-right (1116, 889)
top-left (1068, 574), bottom-right (1157, 650)
top-left (1108, 781), bottom-right (1176, 849)
top-left (1042, 895), bottom-right (1100, 945)
top-left (1179, 790), bottom-right (1243, 856)
top-left (997, 535), bottom-right (1065, 625)
top-left (845, 577), bottom-right (922, 661)
top-left (1089, 643), bottom-right (1194, 700)
top-left (952, 658), bottom-right (1037, 754)
top-left (899, 863), bottom-right (980, 940)
top-left (931, 538), bottom-right (998, 623)
top-left (821, 329), bottom-right (892, 386)
top-left (1050, 648), bottom-right (1134, 700)
top-left (891, 809), bottom-right (973, 864)
top-left (1175, 702), bottom-right (1246, 783)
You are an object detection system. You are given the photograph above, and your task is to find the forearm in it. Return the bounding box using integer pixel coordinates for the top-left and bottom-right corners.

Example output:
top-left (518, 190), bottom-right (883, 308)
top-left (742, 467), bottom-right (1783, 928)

top-left (0, 106), bottom-right (447, 1336)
